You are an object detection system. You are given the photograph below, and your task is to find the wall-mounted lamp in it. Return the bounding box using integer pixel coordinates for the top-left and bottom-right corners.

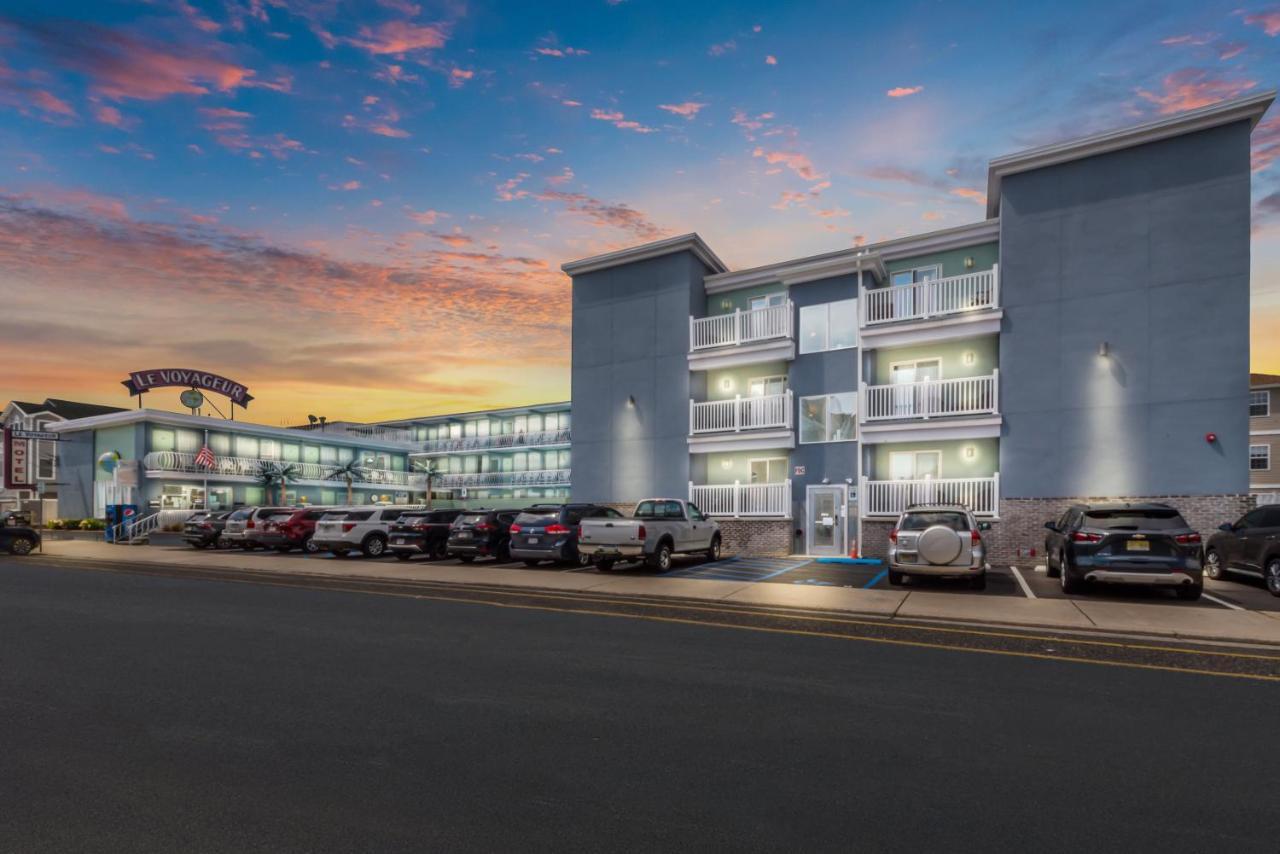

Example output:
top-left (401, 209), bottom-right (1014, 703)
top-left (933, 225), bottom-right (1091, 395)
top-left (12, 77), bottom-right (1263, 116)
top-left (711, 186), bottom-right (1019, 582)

top-left (963, 445), bottom-right (977, 460)
top-left (962, 350), bottom-right (976, 366)
top-left (1098, 341), bottom-right (1110, 358)
top-left (963, 256), bottom-right (975, 269)
top-left (720, 458), bottom-right (734, 470)
top-left (720, 377), bottom-right (735, 392)
top-left (821, 477), bottom-right (830, 484)
top-left (626, 395), bottom-right (637, 408)
top-left (720, 298), bottom-right (734, 311)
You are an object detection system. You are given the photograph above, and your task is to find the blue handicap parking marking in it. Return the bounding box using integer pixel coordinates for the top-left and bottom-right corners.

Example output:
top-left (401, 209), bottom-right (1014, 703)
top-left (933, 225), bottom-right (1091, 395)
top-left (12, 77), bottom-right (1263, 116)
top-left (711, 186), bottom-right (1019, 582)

top-left (667, 556), bottom-right (812, 583)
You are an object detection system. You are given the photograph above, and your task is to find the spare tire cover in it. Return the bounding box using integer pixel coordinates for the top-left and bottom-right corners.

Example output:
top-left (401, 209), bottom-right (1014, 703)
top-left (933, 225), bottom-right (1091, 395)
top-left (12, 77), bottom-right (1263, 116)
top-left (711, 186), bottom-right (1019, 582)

top-left (917, 524), bottom-right (963, 565)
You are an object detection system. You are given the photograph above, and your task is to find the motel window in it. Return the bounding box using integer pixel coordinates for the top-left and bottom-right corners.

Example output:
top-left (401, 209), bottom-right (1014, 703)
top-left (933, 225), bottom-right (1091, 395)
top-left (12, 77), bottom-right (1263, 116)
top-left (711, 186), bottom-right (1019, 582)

top-left (151, 428), bottom-right (176, 453)
top-left (513, 452), bottom-right (528, 472)
top-left (465, 421), bottom-right (478, 438)
top-left (319, 445), bottom-right (337, 464)
top-left (799, 392), bottom-right (857, 443)
top-left (527, 451), bottom-right (542, 471)
top-left (175, 429), bottom-right (200, 453)
top-left (464, 456), bottom-right (480, 474)
top-left (1250, 390), bottom-right (1270, 417)
top-left (259, 438), bottom-right (279, 460)
top-left (337, 446), bottom-right (353, 463)
top-left (209, 433), bottom-right (231, 455)
top-left (281, 442), bottom-right (300, 462)
top-left (528, 414), bottom-right (543, 432)
top-left (234, 435), bottom-right (259, 459)
top-left (302, 445), bottom-right (320, 464)
top-left (1250, 444), bottom-right (1271, 471)
top-left (449, 423), bottom-right (462, 439)
top-left (557, 450), bottom-right (571, 469)
top-left (244, 486), bottom-right (264, 504)
top-left (514, 416), bottom-right (527, 434)
top-left (798, 299), bottom-right (857, 354)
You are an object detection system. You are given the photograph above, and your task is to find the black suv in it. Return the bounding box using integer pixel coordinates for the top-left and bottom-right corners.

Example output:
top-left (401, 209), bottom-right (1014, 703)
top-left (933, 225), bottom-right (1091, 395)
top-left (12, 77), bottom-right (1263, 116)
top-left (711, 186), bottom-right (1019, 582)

top-left (0, 525), bottom-right (40, 555)
top-left (509, 503), bottom-right (625, 567)
top-left (1044, 503), bottom-right (1203, 600)
top-left (1204, 505), bottom-right (1280, 596)
top-left (182, 511), bottom-right (233, 549)
top-left (388, 509), bottom-right (464, 561)
top-left (446, 509), bottom-right (521, 562)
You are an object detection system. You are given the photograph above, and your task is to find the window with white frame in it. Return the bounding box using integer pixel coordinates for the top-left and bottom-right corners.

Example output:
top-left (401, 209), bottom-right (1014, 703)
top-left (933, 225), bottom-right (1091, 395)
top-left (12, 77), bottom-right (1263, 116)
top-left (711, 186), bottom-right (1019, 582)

top-left (798, 299), bottom-right (858, 354)
top-left (749, 375), bottom-right (787, 397)
top-left (799, 392), bottom-right (857, 443)
top-left (1250, 390), bottom-right (1270, 417)
top-left (749, 457), bottom-right (788, 483)
top-left (890, 265), bottom-right (941, 287)
top-left (1250, 444), bottom-right (1271, 471)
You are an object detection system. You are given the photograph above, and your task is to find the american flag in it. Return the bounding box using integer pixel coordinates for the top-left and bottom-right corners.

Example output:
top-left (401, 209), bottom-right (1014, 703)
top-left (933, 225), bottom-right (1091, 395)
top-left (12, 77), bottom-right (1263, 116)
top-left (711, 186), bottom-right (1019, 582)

top-left (193, 445), bottom-right (216, 468)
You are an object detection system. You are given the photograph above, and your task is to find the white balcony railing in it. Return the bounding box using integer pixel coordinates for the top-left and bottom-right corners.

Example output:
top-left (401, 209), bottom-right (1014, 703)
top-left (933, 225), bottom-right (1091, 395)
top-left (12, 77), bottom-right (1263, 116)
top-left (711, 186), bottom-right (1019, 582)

top-left (690, 391), bottom-right (793, 434)
top-left (863, 266), bottom-right (999, 326)
top-left (862, 372), bottom-right (999, 421)
top-left (689, 479), bottom-right (792, 518)
top-left (860, 474), bottom-right (999, 517)
top-left (416, 428), bottom-right (571, 456)
top-left (689, 301), bottom-right (794, 351)
top-left (142, 451), bottom-right (411, 486)
top-left (434, 468), bottom-right (571, 489)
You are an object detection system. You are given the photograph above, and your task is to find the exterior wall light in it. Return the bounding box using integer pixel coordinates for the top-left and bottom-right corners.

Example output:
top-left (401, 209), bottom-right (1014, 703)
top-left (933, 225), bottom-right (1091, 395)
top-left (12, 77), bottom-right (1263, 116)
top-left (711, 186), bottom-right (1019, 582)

top-left (963, 445), bottom-right (977, 460)
top-left (720, 377), bottom-right (735, 392)
top-left (721, 298), bottom-right (733, 311)
top-left (1098, 341), bottom-right (1110, 358)
top-left (962, 350), bottom-right (976, 366)
top-left (720, 458), bottom-right (734, 470)
top-left (964, 256), bottom-right (975, 269)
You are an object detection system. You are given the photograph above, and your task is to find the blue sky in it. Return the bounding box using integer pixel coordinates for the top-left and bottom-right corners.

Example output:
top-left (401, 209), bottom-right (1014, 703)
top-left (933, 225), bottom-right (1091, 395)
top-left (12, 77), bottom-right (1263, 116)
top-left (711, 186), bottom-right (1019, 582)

top-left (0, 0), bottom-right (1277, 421)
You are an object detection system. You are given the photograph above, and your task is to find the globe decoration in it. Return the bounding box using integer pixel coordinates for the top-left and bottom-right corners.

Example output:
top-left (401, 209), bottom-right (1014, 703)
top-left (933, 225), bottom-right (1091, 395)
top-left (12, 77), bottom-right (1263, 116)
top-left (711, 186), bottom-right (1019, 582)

top-left (97, 450), bottom-right (121, 474)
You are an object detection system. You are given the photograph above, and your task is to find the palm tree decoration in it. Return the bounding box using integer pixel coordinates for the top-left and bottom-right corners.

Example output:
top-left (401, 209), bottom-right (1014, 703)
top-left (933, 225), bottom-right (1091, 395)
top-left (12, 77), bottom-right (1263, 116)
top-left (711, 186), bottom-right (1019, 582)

top-left (412, 459), bottom-right (440, 509)
top-left (326, 459), bottom-right (369, 505)
top-left (255, 461), bottom-right (300, 505)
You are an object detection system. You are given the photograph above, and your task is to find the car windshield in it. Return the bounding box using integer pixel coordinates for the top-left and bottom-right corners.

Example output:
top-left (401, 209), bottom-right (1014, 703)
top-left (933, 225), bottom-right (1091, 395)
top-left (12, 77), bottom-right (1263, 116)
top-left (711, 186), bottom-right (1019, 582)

top-left (457, 514), bottom-right (489, 525)
top-left (901, 512), bottom-right (969, 532)
top-left (266, 513), bottom-right (293, 523)
top-left (320, 511), bottom-right (350, 521)
top-left (228, 509), bottom-right (253, 520)
top-left (186, 513), bottom-right (209, 523)
top-left (515, 511), bottom-right (559, 526)
top-left (1083, 509), bottom-right (1188, 530)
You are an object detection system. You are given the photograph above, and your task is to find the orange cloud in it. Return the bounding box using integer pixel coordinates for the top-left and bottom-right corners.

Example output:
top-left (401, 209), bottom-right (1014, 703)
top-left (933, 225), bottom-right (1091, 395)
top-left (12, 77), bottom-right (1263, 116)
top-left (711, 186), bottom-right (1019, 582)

top-left (534, 189), bottom-right (667, 240)
top-left (330, 180), bottom-right (362, 191)
top-left (708, 40), bottom-right (736, 56)
top-left (590, 107), bottom-right (656, 133)
top-left (1253, 116), bottom-right (1280, 172)
top-left (369, 123), bottom-right (410, 138)
top-left (348, 20), bottom-right (450, 54)
top-left (448, 68), bottom-right (474, 88)
top-left (657, 101), bottom-right (706, 119)
top-left (950, 187), bottom-right (986, 204)
top-left (1242, 8), bottom-right (1280, 36)
top-left (1135, 69), bottom-right (1256, 114)
top-left (405, 208), bottom-right (445, 224)
top-left (751, 147), bottom-right (822, 181)
top-left (886, 85), bottom-right (924, 98)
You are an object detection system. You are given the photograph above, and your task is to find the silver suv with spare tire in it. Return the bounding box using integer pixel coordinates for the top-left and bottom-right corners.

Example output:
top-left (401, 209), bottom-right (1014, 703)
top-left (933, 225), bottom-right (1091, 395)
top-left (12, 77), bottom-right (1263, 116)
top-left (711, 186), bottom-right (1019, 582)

top-left (887, 504), bottom-right (989, 590)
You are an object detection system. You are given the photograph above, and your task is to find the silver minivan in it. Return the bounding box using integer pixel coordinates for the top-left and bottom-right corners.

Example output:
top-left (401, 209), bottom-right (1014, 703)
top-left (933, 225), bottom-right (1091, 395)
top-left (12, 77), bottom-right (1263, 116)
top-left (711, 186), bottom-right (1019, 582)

top-left (887, 504), bottom-right (990, 589)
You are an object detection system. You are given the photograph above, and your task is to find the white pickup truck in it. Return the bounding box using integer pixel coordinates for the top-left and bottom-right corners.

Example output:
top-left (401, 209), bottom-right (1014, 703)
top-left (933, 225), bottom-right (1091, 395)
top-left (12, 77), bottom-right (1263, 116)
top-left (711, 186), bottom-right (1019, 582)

top-left (577, 498), bottom-right (722, 572)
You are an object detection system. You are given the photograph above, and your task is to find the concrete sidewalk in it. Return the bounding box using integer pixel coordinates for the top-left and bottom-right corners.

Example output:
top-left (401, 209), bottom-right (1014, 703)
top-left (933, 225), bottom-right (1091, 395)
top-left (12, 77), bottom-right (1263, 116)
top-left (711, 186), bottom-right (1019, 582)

top-left (25, 539), bottom-right (1280, 647)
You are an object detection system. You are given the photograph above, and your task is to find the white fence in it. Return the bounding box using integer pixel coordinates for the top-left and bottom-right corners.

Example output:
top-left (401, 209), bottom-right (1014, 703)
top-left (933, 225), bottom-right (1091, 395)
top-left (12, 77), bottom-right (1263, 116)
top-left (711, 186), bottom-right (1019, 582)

top-left (862, 373), bottom-right (998, 421)
top-left (690, 391), bottom-right (793, 434)
top-left (861, 474), bottom-right (999, 517)
top-left (863, 266), bottom-right (999, 326)
top-left (142, 451), bottom-right (411, 486)
top-left (417, 428), bottom-right (571, 455)
top-left (689, 480), bottom-right (792, 518)
top-left (689, 301), bottom-right (793, 350)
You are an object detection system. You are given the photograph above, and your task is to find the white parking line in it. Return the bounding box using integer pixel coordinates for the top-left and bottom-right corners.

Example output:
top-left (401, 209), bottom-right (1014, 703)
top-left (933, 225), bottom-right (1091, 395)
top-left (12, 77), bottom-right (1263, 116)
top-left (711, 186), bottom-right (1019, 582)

top-left (1201, 591), bottom-right (1245, 611)
top-left (1009, 566), bottom-right (1036, 599)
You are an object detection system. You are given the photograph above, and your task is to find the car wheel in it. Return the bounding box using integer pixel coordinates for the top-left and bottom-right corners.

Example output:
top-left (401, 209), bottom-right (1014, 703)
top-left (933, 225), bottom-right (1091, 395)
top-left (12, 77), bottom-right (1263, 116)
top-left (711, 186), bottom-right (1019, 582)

top-left (706, 535), bottom-right (722, 563)
top-left (8, 536), bottom-right (35, 556)
top-left (1204, 548), bottom-right (1224, 580)
top-left (523, 559), bottom-right (541, 567)
top-left (574, 550), bottom-right (591, 568)
top-left (1266, 558), bottom-right (1280, 598)
top-left (969, 573), bottom-right (987, 591)
top-left (496, 540), bottom-right (511, 562)
top-left (596, 559), bottom-right (615, 572)
top-left (887, 569), bottom-right (905, 586)
top-left (1060, 559), bottom-right (1082, 595)
top-left (459, 555), bottom-right (475, 564)
top-left (431, 541), bottom-right (449, 561)
top-left (362, 536), bottom-right (387, 558)
top-left (302, 535), bottom-right (320, 555)
top-left (1176, 583), bottom-right (1203, 601)
top-left (648, 542), bottom-right (672, 572)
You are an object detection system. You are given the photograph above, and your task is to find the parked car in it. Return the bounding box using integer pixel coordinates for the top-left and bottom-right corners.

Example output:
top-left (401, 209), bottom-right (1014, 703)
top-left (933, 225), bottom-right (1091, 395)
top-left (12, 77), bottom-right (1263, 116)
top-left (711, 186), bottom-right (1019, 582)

top-left (1044, 502), bottom-right (1203, 600)
top-left (1204, 505), bottom-right (1280, 597)
top-left (0, 524), bottom-right (40, 555)
top-left (182, 511), bottom-right (234, 549)
top-left (388, 509), bottom-right (464, 561)
top-left (509, 503), bottom-right (625, 567)
top-left (255, 507), bottom-right (334, 554)
top-left (578, 498), bottom-right (721, 572)
top-left (221, 506), bottom-right (291, 549)
top-left (446, 509), bottom-right (521, 562)
top-left (311, 506), bottom-right (410, 558)
top-left (887, 504), bottom-right (989, 589)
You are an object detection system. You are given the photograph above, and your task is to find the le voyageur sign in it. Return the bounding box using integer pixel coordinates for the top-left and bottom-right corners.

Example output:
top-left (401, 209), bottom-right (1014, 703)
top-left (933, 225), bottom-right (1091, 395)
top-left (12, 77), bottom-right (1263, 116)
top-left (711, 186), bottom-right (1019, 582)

top-left (122, 369), bottom-right (253, 408)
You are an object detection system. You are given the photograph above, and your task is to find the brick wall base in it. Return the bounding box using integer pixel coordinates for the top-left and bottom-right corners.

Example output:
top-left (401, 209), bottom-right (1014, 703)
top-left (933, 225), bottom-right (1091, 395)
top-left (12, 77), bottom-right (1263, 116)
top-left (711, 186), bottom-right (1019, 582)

top-left (716, 519), bottom-right (795, 557)
top-left (859, 495), bottom-right (1253, 567)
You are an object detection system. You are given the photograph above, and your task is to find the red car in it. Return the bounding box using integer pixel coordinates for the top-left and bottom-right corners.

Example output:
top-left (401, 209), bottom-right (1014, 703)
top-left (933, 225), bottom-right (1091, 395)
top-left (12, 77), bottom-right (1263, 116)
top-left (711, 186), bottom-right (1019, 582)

top-left (255, 507), bottom-right (334, 554)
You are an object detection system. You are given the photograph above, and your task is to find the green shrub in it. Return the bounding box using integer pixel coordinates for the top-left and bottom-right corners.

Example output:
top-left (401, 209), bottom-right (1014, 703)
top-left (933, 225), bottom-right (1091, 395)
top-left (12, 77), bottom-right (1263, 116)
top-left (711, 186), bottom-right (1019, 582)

top-left (45, 519), bottom-right (63, 530)
top-left (79, 519), bottom-right (106, 531)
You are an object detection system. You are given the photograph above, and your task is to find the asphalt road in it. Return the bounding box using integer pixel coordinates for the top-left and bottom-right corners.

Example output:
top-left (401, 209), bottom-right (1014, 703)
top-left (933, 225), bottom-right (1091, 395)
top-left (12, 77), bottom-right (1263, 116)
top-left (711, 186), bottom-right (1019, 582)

top-left (3, 559), bottom-right (1278, 853)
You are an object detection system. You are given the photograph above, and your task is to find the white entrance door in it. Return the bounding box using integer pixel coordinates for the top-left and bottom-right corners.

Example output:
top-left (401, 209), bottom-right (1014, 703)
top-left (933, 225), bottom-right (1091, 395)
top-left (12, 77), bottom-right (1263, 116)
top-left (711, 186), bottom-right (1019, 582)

top-left (806, 484), bottom-right (847, 556)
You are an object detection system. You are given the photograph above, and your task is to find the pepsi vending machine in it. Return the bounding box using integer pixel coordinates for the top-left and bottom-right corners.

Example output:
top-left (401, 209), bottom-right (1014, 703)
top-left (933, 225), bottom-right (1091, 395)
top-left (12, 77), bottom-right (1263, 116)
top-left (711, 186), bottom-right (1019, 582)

top-left (104, 504), bottom-right (138, 542)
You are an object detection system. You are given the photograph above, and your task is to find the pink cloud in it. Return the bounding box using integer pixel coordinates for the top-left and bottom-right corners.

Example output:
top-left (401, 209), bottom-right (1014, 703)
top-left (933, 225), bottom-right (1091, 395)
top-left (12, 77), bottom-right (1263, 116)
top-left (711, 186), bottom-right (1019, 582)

top-left (1218, 41), bottom-right (1248, 60)
top-left (31, 90), bottom-right (75, 117)
top-left (950, 187), bottom-right (986, 204)
top-left (1242, 8), bottom-right (1280, 36)
top-left (751, 147), bottom-right (822, 181)
top-left (448, 68), bottom-right (474, 88)
top-left (1135, 69), bottom-right (1256, 114)
top-left (591, 108), bottom-right (624, 121)
top-left (1253, 116), bottom-right (1280, 172)
top-left (708, 40), bottom-right (737, 56)
top-left (1161, 32), bottom-right (1216, 46)
top-left (534, 189), bottom-right (666, 240)
top-left (886, 85), bottom-right (924, 98)
top-left (369, 123), bottom-right (410, 138)
top-left (405, 208), bottom-right (445, 225)
top-left (348, 21), bottom-right (450, 55)
top-left (93, 103), bottom-right (126, 127)
top-left (547, 166), bottom-right (574, 185)
top-left (590, 108), bottom-right (656, 133)
top-left (535, 46), bottom-right (589, 57)
top-left (329, 180), bottom-right (362, 191)
top-left (495, 173), bottom-right (531, 201)
top-left (561, 99), bottom-right (583, 107)
top-left (765, 55), bottom-right (778, 65)
top-left (657, 101), bottom-right (706, 119)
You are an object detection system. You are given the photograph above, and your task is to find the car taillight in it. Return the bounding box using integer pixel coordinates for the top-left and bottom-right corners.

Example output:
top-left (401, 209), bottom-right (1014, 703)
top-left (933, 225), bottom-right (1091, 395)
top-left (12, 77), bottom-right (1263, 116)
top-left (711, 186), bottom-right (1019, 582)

top-left (889, 528), bottom-right (899, 544)
top-left (474, 522), bottom-right (492, 532)
top-left (637, 525), bottom-right (646, 540)
top-left (509, 523), bottom-right (522, 534)
top-left (246, 519), bottom-right (255, 529)
top-left (200, 523), bottom-right (213, 531)
top-left (1175, 532), bottom-right (1202, 545)
top-left (545, 524), bottom-right (569, 535)
top-left (971, 529), bottom-right (981, 545)
top-left (342, 523), bottom-right (356, 533)
top-left (1072, 531), bottom-right (1103, 543)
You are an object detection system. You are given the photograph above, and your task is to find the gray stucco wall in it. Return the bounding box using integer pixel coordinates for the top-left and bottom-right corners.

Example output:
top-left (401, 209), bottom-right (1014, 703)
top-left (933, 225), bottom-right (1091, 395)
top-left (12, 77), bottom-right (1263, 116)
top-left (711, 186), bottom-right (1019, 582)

top-left (569, 251), bottom-right (711, 503)
top-left (56, 432), bottom-right (96, 519)
top-left (999, 120), bottom-right (1252, 498)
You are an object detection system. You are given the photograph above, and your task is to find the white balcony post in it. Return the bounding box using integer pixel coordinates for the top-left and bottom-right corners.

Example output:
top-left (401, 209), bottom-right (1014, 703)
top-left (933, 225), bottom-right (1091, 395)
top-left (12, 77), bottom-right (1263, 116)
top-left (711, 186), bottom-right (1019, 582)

top-left (733, 308), bottom-right (742, 346)
top-left (991, 263), bottom-right (1000, 309)
top-left (992, 368), bottom-right (1000, 414)
top-left (688, 480), bottom-right (694, 503)
top-left (734, 394), bottom-right (742, 432)
top-left (689, 398), bottom-right (695, 435)
top-left (785, 389), bottom-right (793, 429)
top-left (733, 480), bottom-right (741, 518)
top-left (688, 314), bottom-right (695, 350)
top-left (993, 471), bottom-right (1000, 518)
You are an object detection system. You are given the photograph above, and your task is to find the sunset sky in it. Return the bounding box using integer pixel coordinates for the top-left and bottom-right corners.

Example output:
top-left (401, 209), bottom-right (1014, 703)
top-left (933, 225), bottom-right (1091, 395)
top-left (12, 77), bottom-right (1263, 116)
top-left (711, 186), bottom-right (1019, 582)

top-left (2, 0), bottom-right (1279, 425)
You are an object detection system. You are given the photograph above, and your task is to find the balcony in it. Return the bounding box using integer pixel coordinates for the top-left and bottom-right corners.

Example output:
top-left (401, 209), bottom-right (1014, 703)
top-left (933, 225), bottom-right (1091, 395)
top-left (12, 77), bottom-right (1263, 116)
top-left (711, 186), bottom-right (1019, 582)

top-left (415, 428), bottom-right (571, 456)
top-left (862, 373), bottom-right (999, 422)
top-left (860, 474), bottom-right (999, 517)
top-left (434, 468), bottom-right (571, 489)
top-left (689, 480), bottom-right (792, 519)
top-left (142, 451), bottom-right (411, 487)
top-left (688, 302), bottom-right (795, 370)
top-left (860, 267), bottom-right (1001, 348)
top-left (690, 391), bottom-right (793, 434)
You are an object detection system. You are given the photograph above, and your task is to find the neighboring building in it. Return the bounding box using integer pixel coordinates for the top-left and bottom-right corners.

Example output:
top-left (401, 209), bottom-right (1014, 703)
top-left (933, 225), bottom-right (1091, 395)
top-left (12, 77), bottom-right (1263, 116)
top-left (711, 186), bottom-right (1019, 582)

top-left (563, 91), bottom-right (1272, 561)
top-left (47, 401), bottom-right (570, 518)
top-left (1, 398), bottom-right (126, 512)
top-left (1249, 373), bottom-right (1280, 503)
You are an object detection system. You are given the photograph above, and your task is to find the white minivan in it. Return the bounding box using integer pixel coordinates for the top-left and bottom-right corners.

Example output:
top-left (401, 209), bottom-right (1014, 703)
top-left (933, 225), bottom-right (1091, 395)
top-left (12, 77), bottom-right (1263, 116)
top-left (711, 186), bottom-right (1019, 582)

top-left (311, 506), bottom-right (412, 558)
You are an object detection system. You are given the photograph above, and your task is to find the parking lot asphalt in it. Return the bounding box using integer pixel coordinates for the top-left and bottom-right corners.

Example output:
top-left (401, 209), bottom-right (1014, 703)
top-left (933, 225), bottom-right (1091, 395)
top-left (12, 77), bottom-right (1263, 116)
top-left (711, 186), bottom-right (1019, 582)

top-left (274, 546), bottom-right (1280, 612)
